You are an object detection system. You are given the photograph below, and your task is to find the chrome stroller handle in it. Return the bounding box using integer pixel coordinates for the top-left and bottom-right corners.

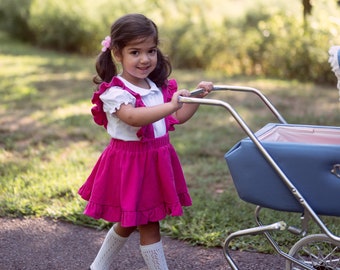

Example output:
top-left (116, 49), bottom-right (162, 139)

top-left (189, 85), bottom-right (287, 124)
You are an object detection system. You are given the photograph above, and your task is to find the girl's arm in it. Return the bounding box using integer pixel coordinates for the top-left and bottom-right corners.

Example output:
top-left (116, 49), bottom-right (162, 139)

top-left (173, 81), bottom-right (213, 124)
top-left (115, 82), bottom-right (213, 127)
top-left (115, 89), bottom-right (189, 127)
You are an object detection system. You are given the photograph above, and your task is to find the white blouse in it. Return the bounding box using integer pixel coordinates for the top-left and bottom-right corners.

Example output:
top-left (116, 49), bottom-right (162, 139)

top-left (100, 76), bottom-right (166, 141)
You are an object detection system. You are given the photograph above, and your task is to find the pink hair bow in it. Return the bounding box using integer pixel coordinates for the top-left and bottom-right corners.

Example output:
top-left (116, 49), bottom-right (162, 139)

top-left (101, 36), bottom-right (111, 52)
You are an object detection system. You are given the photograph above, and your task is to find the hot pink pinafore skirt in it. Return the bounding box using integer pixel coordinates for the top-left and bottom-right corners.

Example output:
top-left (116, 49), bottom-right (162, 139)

top-left (78, 134), bottom-right (192, 227)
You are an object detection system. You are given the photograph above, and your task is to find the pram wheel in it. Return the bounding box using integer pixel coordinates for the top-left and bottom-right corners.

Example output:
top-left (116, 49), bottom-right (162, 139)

top-left (285, 234), bottom-right (340, 270)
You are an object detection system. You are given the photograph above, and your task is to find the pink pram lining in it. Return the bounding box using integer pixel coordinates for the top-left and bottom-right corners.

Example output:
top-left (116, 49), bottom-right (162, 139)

top-left (258, 125), bottom-right (340, 145)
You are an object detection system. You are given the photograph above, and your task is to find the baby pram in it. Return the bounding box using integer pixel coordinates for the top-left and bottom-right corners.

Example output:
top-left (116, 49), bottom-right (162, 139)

top-left (179, 85), bottom-right (340, 270)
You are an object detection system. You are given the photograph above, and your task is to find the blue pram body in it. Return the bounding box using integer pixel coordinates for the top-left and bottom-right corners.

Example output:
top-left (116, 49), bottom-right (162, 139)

top-left (225, 123), bottom-right (340, 216)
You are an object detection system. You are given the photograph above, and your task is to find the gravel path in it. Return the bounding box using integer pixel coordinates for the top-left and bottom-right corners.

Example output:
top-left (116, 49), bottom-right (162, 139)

top-left (0, 217), bottom-right (285, 269)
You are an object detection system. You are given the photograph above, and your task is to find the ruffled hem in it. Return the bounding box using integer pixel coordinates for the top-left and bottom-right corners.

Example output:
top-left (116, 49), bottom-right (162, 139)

top-left (91, 77), bottom-right (126, 129)
top-left (78, 184), bottom-right (92, 201)
top-left (100, 87), bottom-right (136, 114)
top-left (108, 100), bottom-right (131, 114)
top-left (162, 79), bottom-right (180, 131)
top-left (82, 192), bottom-right (192, 227)
top-left (167, 116), bottom-right (180, 131)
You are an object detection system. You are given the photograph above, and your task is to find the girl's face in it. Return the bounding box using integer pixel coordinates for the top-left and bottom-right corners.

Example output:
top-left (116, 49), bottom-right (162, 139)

top-left (114, 36), bottom-right (158, 88)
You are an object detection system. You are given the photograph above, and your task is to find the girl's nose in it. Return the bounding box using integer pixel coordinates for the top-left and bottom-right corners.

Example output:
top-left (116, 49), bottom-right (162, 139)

top-left (140, 53), bottom-right (150, 63)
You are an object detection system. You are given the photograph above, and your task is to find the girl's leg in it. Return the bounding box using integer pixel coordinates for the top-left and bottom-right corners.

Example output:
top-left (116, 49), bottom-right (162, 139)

top-left (90, 223), bottom-right (136, 270)
top-left (139, 222), bottom-right (169, 270)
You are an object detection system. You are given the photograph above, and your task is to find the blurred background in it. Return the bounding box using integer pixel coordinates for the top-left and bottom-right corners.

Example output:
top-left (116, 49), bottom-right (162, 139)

top-left (1, 0), bottom-right (340, 83)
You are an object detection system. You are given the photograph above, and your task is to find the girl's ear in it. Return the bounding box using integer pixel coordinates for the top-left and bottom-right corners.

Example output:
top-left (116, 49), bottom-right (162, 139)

top-left (112, 49), bottom-right (122, 62)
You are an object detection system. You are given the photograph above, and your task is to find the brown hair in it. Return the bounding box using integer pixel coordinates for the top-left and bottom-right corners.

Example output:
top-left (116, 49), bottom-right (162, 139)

top-left (93, 13), bottom-right (172, 87)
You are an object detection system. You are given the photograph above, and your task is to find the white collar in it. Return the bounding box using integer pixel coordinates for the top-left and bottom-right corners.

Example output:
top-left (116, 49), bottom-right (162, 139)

top-left (118, 75), bottom-right (160, 96)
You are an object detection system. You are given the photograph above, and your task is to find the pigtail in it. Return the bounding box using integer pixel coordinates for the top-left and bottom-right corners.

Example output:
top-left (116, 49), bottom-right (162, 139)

top-left (93, 50), bottom-right (118, 85)
top-left (149, 50), bottom-right (172, 87)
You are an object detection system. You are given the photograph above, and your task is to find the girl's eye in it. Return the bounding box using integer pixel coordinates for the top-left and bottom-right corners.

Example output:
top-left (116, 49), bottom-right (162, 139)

top-left (130, 51), bottom-right (139, 56)
top-left (149, 49), bottom-right (157, 55)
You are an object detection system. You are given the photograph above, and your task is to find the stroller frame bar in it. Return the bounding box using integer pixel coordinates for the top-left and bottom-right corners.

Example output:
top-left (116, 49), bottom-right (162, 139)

top-left (223, 206), bottom-right (314, 269)
top-left (189, 85), bottom-right (287, 124)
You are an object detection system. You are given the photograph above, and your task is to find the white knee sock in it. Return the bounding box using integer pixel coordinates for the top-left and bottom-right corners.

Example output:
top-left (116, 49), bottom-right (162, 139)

top-left (140, 240), bottom-right (169, 270)
top-left (90, 224), bottom-right (129, 270)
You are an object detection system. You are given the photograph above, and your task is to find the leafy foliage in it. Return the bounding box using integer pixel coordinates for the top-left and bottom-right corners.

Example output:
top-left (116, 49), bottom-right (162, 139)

top-left (0, 0), bottom-right (340, 82)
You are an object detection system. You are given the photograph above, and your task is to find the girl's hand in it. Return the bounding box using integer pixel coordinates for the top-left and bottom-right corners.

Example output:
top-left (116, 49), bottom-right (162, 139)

top-left (171, 89), bottom-right (191, 110)
top-left (195, 81), bottom-right (213, 98)
top-left (171, 82), bottom-right (213, 123)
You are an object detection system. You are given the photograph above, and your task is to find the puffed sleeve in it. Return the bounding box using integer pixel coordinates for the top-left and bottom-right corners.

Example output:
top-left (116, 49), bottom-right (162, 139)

top-left (100, 87), bottom-right (136, 114)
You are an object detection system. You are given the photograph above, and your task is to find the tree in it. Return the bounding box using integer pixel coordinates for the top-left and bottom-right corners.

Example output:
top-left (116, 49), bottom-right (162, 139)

top-left (302, 0), bottom-right (312, 20)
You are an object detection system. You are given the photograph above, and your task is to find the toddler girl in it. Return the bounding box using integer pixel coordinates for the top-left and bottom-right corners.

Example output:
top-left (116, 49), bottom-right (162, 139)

top-left (78, 13), bottom-right (213, 270)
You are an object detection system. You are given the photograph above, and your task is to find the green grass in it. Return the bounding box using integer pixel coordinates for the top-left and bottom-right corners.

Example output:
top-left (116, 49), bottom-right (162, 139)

top-left (1, 31), bottom-right (340, 253)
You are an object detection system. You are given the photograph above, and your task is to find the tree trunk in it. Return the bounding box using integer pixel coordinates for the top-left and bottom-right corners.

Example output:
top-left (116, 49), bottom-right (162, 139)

top-left (302, 0), bottom-right (312, 19)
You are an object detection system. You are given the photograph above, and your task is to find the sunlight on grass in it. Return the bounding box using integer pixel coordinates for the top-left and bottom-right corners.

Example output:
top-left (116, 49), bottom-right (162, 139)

top-left (0, 55), bottom-right (46, 75)
top-left (38, 102), bottom-right (90, 125)
top-left (0, 141), bottom-right (97, 215)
